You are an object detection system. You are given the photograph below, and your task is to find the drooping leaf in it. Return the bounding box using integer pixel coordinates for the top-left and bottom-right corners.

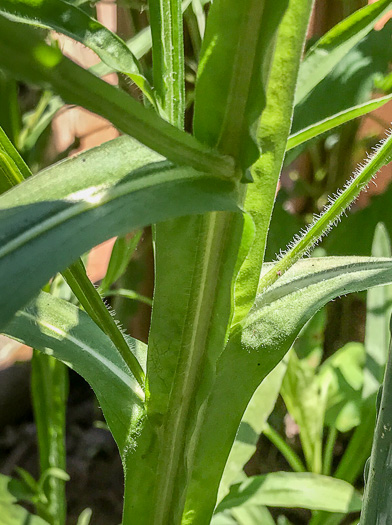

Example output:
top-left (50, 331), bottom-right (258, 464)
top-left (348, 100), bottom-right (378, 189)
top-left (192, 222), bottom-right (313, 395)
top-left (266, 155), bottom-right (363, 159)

top-left (0, 15), bottom-right (235, 179)
top-left (0, 135), bottom-right (239, 330)
top-left (216, 472), bottom-right (362, 514)
top-left (185, 257), bottom-right (392, 521)
top-left (2, 292), bottom-right (145, 454)
top-left (295, 0), bottom-right (392, 106)
top-left (0, 0), bottom-right (154, 103)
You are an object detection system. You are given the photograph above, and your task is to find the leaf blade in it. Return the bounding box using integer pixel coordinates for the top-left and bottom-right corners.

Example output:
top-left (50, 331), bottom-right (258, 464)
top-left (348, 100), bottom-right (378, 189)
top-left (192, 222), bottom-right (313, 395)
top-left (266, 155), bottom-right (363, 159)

top-left (2, 292), bottom-right (145, 453)
top-left (0, 135), bottom-right (239, 329)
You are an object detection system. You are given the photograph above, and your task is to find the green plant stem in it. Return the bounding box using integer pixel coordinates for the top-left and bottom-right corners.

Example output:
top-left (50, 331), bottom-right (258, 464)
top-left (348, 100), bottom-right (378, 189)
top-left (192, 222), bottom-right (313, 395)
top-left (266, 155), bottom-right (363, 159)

top-left (360, 324), bottom-right (392, 524)
top-left (31, 351), bottom-right (68, 525)
top-left (322, 426), bottom-right (337, 476)
top-left (62, 259), bottom-right (145, 391)
top-left (263, 423), bottom-right (307, 473)
top-left (148, 0), bottom-right (185, 128)
top-left (259, 129), bottom-right (392, 292)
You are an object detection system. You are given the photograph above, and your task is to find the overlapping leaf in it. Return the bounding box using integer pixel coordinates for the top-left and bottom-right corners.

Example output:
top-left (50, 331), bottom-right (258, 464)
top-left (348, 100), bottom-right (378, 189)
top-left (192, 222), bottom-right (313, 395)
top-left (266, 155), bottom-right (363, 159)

top-left (0, 135), bottom-right (239, 330)
top-left (0, 0), bottom-right (154, 102)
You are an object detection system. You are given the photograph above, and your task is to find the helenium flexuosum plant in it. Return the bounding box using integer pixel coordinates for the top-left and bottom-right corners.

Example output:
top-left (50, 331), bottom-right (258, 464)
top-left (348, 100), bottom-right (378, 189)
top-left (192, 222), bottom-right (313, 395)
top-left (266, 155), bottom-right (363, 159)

top-left (0, 0), bottom-right (392, 524)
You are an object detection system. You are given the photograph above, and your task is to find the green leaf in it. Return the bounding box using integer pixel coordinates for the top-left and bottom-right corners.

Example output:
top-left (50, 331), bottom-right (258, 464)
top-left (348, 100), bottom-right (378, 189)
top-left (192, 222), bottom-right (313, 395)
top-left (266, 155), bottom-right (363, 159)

top-left (231, 506), bottom-right (276, 525)
top-left (184, 257), bottom-right (392, 521)
top-left (216, 472), bottom-right (362, 514)
top-left (193, 0), bottom-right (288, 168)
top-left (281, 351), bottom-right (328, 473)
top-left (2, 292), bottom-right (145, 454)
top-left (149, 0), bottom-right (185, 127)
top-left (363, 223), bottom-right (392, 400)
top-left (0, 135), bottom-right (239, 330)
top-left (0, 15), bottom-right (235, 179)
top-left (295, 0), bottom-right (392, 105)
top-left (76, 509), bottom-right (92, 525)
top-left (289, 20), bottom-right (392, 164)
top-left (319, 342), bottom-right (365, 433)
top-left (287, 94), bottom-right (392, 151)
top-left (232, 0), bottom-right (314, 325)
top-left (0, 473), bottom-right (49, 525)
top-left (0, 0), bottom-right (154, 103)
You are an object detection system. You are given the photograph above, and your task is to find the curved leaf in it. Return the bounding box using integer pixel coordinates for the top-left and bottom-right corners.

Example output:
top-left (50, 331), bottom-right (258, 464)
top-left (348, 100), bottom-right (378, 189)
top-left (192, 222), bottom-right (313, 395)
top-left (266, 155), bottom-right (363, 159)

top-left (216, 472), bottom-right (362, 514)
top-left (2, 292), bottom-right (145, 454)
top-left (287, 94), bottom-right (392, 151)
top-left (0, 0), bottom-right (154, 103)
top-left (0, 15), bottom-right (235, 179)
top-left (0, 135), bottom-right (239, 330)
top-left (184, 257), bottom-right (392, 520)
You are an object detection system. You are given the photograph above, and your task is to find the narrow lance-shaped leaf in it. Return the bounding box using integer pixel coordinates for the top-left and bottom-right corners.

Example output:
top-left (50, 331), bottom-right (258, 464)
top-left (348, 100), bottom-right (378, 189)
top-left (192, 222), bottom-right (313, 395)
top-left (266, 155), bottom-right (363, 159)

top-left (0, 135), bottom-right (239, 330)
top-left (0, 125), bottom-right (146, 387)
top-left (2, 292), bottom-right (146, 454)
top-left (193, 0), bottom-right (288, 169)
top-left (184, 256), bottom-right (392, 521)
top-left (295, 0), bottom-right (392, 105)
top-left (360, 316), bottom-right (392, 524)
top-left (0, 0), bottom-right (155, 104)
top-left (287, 95), bottom-right (392, 152)
top-left (363, 222), bottom-right (392, 400)
top-left (0, 15), bottom-right (235, 180)
top-left (259, 129), bottom-right (392, 292)
top-left (217, 360), bottom-right (288, 501)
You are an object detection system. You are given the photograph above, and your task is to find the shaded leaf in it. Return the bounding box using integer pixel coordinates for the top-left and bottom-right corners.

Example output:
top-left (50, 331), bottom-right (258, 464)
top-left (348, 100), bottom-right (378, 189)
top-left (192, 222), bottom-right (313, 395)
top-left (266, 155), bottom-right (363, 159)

top-left (2, 292), bottom-right (145, 454)
top-left (0, 0), bottom-right (154, 102)
top-left (0, 135), bottom-right (239, 329)
top-left (320, 342), bottom-right (365, 433)
top-left (0, 473), bottom-right (49, 525)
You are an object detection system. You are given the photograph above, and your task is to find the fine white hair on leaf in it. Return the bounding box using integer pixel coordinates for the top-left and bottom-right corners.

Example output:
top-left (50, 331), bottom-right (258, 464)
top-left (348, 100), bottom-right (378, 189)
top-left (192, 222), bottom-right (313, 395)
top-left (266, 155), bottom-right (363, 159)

top-left (273, 127), bottom-right (392, 264)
